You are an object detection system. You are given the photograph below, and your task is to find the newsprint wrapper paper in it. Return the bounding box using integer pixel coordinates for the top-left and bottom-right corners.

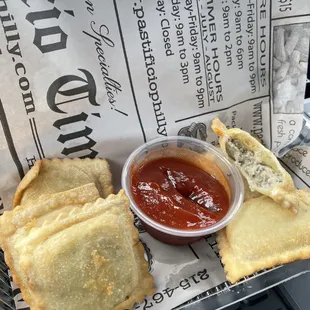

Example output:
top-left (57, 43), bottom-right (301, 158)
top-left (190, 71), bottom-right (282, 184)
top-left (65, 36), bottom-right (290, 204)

top-left (0, 0), bottom-right (309, 309)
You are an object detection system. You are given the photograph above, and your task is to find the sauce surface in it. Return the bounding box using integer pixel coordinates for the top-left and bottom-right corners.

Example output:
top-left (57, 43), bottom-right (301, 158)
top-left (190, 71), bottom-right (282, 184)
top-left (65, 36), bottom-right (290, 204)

top-left (131, 157), bottom-right (230, 229)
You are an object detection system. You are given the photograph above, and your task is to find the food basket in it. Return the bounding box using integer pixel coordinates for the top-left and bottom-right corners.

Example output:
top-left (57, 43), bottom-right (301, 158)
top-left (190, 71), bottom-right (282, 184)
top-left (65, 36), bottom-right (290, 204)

top-left (0, 71), bottom-right (309, 310)
top-left (0, 125), bottom-right (309, 309)
top-left (0, 1), bottom-right (310, 309)
top-left (1, 106), bottom-right (309, 309)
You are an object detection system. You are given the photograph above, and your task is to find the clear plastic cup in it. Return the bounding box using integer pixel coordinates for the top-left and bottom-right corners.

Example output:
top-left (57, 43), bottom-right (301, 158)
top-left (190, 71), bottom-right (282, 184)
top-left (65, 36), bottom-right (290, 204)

top-left (121, 136), bottom-right (244, 245)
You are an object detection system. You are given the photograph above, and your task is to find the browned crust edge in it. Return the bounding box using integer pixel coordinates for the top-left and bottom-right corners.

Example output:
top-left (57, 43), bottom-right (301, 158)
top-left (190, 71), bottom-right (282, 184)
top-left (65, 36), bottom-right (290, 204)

top-left (217, 228), bottom-right (310, 284)
top-left (12, 158), bottom-right (114, 208)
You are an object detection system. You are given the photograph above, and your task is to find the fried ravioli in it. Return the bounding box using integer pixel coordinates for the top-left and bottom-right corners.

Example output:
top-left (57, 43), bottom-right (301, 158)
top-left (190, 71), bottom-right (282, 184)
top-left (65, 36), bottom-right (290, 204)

top-left (217, 194), bottom-right (310, 283)
top-left (0, 190), bottom-right (154, 310)
top-left (211, 118), bottom-right (305, 213)
top-left (13, 158), bottom-right (114, 208)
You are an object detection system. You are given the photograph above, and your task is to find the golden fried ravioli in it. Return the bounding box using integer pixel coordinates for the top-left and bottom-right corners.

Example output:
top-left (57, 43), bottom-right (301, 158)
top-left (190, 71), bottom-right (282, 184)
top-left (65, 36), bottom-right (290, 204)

top-left (13, 158), bottom-right (114, 208)
top-left (1, 183), bottom-right (100, 236)
top-left (217, 194), bottom-right (310, 283)
top-left (0, 190), bottom-right (154, 310)
top-left (211, 118), bottom-right (303, 213)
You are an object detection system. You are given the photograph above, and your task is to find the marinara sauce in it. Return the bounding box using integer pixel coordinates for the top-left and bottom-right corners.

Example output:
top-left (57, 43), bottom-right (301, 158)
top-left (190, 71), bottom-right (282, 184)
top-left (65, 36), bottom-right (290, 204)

top-left (131, 157), bottom-right (230, 230)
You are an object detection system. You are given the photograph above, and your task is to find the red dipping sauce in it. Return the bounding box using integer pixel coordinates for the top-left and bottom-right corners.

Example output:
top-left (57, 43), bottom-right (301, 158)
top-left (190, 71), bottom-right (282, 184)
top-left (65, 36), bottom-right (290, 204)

top-left (131, 157), bottom-right (230, 230)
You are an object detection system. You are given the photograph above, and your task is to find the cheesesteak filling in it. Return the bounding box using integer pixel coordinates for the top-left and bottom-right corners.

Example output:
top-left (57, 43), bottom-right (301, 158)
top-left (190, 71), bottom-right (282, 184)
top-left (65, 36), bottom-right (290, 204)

top-left (226, 139), bottom-right (282, 188)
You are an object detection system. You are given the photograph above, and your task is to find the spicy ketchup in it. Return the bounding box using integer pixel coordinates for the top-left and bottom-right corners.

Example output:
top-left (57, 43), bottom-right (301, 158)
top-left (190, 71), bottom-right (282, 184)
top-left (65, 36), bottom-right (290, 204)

top-left (131, 157), bottom-right (229, 230)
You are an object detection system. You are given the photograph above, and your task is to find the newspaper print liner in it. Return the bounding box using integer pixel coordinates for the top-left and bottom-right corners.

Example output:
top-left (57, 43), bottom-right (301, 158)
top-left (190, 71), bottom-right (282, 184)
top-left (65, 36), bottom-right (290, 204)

top-left (0, 0), bottom-right (310, 309)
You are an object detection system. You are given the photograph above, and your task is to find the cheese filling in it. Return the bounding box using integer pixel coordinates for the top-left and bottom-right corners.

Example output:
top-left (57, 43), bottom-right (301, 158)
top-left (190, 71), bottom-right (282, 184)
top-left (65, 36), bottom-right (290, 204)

top-left (226, 139), bottom-right (282, 188)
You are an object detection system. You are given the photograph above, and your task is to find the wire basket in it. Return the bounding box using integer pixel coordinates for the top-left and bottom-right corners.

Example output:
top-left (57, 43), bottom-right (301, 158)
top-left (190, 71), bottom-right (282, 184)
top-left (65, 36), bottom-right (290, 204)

top-left (175, 260), bottom-right (310, 310)
top-left (0, 249), bottom-right (15, 310)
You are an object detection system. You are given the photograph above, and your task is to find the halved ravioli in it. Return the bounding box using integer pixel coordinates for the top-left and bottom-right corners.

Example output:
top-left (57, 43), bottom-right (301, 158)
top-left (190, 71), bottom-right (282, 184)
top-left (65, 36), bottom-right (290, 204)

top-left (212, 118), bottom-right (302, 213)
top-left (217, 194), bottom-right (310, 283)
top-left (13, 158), bottom-right (114, 208)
